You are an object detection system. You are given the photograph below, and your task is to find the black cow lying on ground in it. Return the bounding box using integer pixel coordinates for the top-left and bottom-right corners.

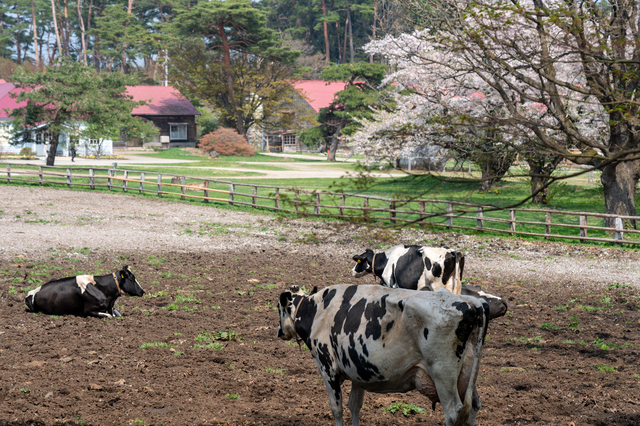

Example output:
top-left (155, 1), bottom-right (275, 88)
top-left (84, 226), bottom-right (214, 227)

top-left (25, 266), bottom-right (145, 317)
top-left (352, 245), bottom-right (507, 320)
top-left (277, 284), bottom-right (489, 426)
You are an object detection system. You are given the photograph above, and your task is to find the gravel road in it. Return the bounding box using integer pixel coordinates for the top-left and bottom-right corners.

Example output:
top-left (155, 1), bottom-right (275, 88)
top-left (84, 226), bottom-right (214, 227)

top-left (2, 185), bottom-right (639, 290)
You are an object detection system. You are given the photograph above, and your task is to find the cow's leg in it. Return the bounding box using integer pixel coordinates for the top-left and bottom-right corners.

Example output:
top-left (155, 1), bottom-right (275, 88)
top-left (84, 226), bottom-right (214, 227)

top-left (429, 369), bottom-right (464, 426)
top-left (322, 376), bottom-right (344, 426)
top-left (347, 383), bottom-right (365, 426)
top-left (82, 285), bottom-right (111, 317)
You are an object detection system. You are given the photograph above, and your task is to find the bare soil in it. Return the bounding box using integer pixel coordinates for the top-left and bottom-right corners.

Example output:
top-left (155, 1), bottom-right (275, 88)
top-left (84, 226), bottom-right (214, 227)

top-left (1, 186), bottom-right (639, 426)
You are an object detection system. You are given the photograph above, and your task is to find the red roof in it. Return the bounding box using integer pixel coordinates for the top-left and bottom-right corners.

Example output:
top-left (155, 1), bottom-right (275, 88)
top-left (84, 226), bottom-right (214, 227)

top-left (0, 83), bottom-right (25, 119)
top-left (292, 80), bottom-right (350, 112)
top-left (126, 86), bottom-right (201, 116)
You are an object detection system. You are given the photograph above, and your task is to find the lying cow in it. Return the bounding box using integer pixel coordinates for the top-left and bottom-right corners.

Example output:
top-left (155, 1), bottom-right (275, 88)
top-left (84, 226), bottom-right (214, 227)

top-left (352, 245), bottom-right (507, 319)
top-left (277, 284), bottom-right (488, 426)
top-left (25, 266), bottom-right (145, 317)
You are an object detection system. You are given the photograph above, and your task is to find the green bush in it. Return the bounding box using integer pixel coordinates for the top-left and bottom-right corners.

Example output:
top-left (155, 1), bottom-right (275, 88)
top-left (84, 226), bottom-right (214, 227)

top-left (19, 147), bottom-right (34, 156)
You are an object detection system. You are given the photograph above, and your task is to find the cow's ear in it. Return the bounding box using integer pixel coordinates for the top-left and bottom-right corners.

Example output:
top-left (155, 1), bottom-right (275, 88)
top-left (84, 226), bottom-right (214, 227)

top-left (289, 285), bottom-right (300, 293)
top-left (280, 291), bottom-right (292, 307)
top-left (310, 286), bottom-right (318, 296)
top-left (365, 248), bottom-right (374, 254)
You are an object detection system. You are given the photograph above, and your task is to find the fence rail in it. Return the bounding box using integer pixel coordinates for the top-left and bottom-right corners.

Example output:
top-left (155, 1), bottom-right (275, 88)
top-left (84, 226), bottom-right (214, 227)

top-left (2, 163), bottom-right (639, 246)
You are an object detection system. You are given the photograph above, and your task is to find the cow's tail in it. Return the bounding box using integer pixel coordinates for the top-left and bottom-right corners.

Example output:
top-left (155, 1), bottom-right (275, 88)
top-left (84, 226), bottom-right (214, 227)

top-left (454, 305), bottom-right (488, 426)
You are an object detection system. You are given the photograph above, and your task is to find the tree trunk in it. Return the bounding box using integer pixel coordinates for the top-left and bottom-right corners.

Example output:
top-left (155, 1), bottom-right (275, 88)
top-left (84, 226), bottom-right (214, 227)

top-left (219, 20), bottom-right (243, 135)
top-left (477, 151), bottom-right (516, 192)
top-left (528, 166), bottom-right (547, 204)
top-left (327, 117), bottom-right (346, 161)
top-left (50, 0), bottom-right (62, 59)
top-left (320, 0), bottom-right (330, 65)
top-left (336, 21), bottom-right (341, 63)
top-left (63, 0), bottom-right (69, 56)
top-left (347, 7), bottom-right (354, 63)
top-left (46, 135), bottom-right (59, 167)
top-left (369, 0), bottom-right (378, 63)
top-left (601, 160), bottom-right (640, 229)
top-left (15, 7), bottom-right (21, 65)
top-left (77, 0), bottom-right (87, 65)
top-left (31, 0), bottom-right (39, 68)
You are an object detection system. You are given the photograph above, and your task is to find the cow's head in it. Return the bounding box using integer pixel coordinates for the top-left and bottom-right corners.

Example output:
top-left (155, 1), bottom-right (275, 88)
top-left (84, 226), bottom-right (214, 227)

top-left (276, 285), bottom-right (309, 340)
top-left (351, 249), bottom-right (374, 278)
top-left (118, 266), bottom-right (145, 297)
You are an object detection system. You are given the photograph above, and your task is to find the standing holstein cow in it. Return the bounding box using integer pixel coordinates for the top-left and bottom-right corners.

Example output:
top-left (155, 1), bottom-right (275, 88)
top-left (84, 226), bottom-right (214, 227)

top-left (25, 266), bottom-right (144, 317)
top-left (351, 245), bottom-right (507, 320)
top-left (277, 284), bottom-right (488, 426)
top-left (351, 245), bottom-right (464, 293)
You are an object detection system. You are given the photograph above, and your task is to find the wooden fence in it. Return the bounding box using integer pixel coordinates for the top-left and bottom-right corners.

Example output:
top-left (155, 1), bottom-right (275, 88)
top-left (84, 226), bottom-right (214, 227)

top-left (2, 163), bottom-right (640, 246)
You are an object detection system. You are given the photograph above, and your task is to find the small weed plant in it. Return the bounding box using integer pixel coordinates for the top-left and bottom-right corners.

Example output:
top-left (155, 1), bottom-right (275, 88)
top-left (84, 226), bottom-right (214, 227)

top-left (382, 402), bottom-right (425, 416)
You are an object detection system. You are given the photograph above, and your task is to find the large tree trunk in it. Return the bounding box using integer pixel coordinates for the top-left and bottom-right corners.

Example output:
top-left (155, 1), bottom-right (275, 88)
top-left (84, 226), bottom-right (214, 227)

top-left (31, 0), bottom-right (39, 68)
top-left (77, 0), bottom-right (87, 65)
top-left (50, 0), bottom-right (62, 59)
top-left (601, 160), bottom-right (640, 229)
top-left (347, 7), bottom-right (354, 63)
top-left (46, 134), bottom-right (60, 166)
top-left (477, 150), bottom-right (516, 192)
top-left (526, 155), bottom-right (562, 204)
top-left (219, 21), bottom-right (243, 136)
top-left (327, 117), bottom-right (346, 161)
top-left (320, 0), bottom-right (330, 65)
top-left (336, 21), bottom-right (341, 63)
top-left (369, 0), bottom-right (378, 63)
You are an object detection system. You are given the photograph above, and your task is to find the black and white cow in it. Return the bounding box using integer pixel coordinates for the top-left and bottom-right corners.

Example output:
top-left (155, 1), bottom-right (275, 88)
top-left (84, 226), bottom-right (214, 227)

top-left (25, 266), bottom-right (144, 317)
top-left (351, 245), bottom-right (465, 294)
top-left (277, 284), bottom-right (488, 426)
top-left (351, 245), bottom-right (507, 320)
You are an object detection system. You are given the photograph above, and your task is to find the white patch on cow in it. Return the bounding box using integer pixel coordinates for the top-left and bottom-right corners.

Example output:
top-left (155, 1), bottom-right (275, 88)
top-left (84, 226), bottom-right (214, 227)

top-left (27, 286), bottom-right (42, 299)
top-left (76, 275), bottom-right (96, 294)
top-left (97, 312), bottom-right (113, 318)
top-left (477, 290), bottom-right (500, 300)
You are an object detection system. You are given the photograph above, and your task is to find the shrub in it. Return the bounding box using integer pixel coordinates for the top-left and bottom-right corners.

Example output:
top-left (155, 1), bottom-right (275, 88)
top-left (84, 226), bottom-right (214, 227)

top-left (19, 147), bottom-right (34, 156)
top-left (198, 127), bottom-right (255, 157)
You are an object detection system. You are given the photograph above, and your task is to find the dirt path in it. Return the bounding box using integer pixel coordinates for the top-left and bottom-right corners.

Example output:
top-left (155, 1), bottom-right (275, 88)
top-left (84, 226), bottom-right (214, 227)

top-left (1, 186), bottom-right (639, 426)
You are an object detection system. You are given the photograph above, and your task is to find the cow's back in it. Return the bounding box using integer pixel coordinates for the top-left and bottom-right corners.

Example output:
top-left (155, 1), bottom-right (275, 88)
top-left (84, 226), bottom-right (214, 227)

top-left (29, 278), bottom-right (84, 315)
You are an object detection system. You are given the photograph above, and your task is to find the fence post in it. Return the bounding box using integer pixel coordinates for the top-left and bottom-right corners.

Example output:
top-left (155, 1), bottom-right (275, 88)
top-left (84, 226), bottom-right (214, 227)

top-left (66, 168), bottom-right (71, 188)
top-left (476, 207), bottom-right (484, 229)
top-left (139, 172), bottom-right (145, 194)
top-left (545, 212), bottom-right (551, 239)
top-left (180, 177), bottom-right (186, 200)
top-left (509, 209), bottom-right (516, 235)
top-left (390, 201), bottom-right (396, 224)
top-left (274, 188), bottom-right (280, 211)
top-left (446, 203), bottom-right (453, 229)
top-left (108, 169), bottom-right (113, 191)
top-left (340, 194), bottom-right (346, 217)
top-left (123, 170), bottom-right (128, 192)
top-left (363, 198), bottom-right (370, 222)
top-left (89, 168), bottom-right (94, 189)
top-left (314, 193), bottom-right (320, 215)
top-left (252, 186), bottom-right (258, 208)
top-left (579, 215), bottom-right (587, 241)
top-left (157, 173), bottom-right (162, 197)
top-left (615, 217), bottom-right (624, 242)
top-left (39, 166), bottom-right (43, 186)
top-left (204, 180), bottom-right (209, 202)
top-left (6, 164), bottom-right (10, 184)
top-left (229, 183), bottom-right (235, 205)
top-left (294, 190), bottom-right (299, 213)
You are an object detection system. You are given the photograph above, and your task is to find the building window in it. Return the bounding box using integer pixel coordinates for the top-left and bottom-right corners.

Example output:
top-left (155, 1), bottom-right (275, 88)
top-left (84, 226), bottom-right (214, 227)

top-left (88, 139), bottom-right (100, 145)
top-left (35, 131), bottom-right (52, 143)
top-left (169, 123), bottom-right (188, 140)
top-left (283, 134), bottom-right (296, 145)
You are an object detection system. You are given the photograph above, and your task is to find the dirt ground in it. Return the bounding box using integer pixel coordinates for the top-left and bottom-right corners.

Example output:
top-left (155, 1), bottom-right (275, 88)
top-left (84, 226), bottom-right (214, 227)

top-left (1, 186), bottom-right (640, 426)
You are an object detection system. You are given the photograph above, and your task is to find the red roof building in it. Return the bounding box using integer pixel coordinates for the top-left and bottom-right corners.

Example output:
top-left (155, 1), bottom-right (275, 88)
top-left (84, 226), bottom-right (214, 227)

top-left (291, 80), bottom-right (349, 113)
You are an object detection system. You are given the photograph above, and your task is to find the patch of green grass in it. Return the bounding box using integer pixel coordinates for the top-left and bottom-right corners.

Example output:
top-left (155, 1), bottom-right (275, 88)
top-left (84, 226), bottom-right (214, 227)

top-left (140, 342), bottom-right (173, 350)
top-left (147, 290), bottom-right (168, 298)
top-left (194, 342), bottom-right (224, 350)
top-left (225, 393), bottom-right (239, 400)
top-left (265, 367), bottom-right (286, 374)
top-left (19, 388), bottom-right (30, 393)
top-left (540, 323), bottom-right (562, 330)
top-left (8, 286), bottom-right (18, 294)
top-left (163, 304), bottom-right (178, 311)
top-left (553, 305), bottom-right (568, 311)
top-left (382, 402), bottom-right (425, 416)
top-left (568, 317), bottom-right (579, 328)
top-left (595, 365), bottom-right (616, 373)
top-left (147, 255), bottom-right (166, 265)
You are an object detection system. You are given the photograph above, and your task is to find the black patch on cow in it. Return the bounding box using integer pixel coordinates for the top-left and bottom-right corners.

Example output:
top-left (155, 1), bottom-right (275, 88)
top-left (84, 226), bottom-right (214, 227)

top-left (364, 294), bottom-right (388, 340)
top-left (398, 300), bottom-right (404, 311)
top-left (423, 327), bottom-right (429, 340)
top-left (322, 288), bottom-right (337, 310)
top-left (386, 320), bottom-right (395, 333)
top-left (280, 291), bottom-right (292, 308)
top-left (394, 246), bottom-right (423, 290)
top-left (316, 342), bottom-right (333, 374)
top-left (358, 335), bottom-right (369, 357)
top-left (441, 251), bottom-right (456, 288)
top-left (348, 344), bottom-right (382, 382)
top-left (389, 264), bottom-right (397, 288)
top-left (432, 262), bottom-right (442, 278)
top-left (343, 297), bottom-right (365, 335)
top-left (372, 252), bottom-right (388, 279)
top-left (424, 256), bottom-right (432, 271)
top-left (458, 253), bottom-right (465, 280)
top-left (295, 296), bottom-right (318, 348)
top-left (330, 286), bottom-right (359, 337)
top-left (452, 301), bottom-right (479, 360)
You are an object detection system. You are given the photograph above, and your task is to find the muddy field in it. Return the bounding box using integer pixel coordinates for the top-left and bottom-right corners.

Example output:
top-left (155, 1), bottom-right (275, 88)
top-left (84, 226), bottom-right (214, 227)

top-left (1, 187), bottom-right (640, 426)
